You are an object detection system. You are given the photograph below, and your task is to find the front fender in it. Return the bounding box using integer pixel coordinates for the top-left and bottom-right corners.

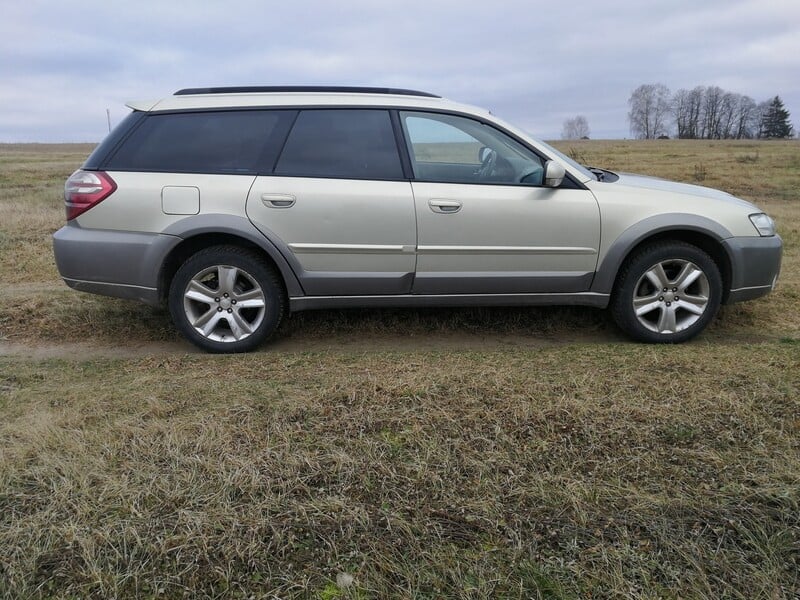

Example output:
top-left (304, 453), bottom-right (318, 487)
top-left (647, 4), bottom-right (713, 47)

top-left (590, 213), bottom-right (733, 295)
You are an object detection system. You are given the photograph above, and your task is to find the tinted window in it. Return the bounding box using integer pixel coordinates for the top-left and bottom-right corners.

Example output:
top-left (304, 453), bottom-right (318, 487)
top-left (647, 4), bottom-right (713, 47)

top-left (84, 110), bottom-right (145, 170)
top-left (401, 111), bottom-right (544, 185)
top-left (275, 110), bottom-right (403, 179)
top-left (105, 110), bottom-right (288, 174)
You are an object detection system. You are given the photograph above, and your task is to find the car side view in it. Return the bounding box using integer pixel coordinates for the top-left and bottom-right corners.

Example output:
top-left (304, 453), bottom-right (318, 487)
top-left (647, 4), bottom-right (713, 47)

top-left (53, 86), bottom-right (782, 352)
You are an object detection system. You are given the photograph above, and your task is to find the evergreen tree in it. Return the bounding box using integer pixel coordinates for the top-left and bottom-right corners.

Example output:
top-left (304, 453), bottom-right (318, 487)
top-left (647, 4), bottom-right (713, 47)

top-left (759, 96), bottom-right (794, 138)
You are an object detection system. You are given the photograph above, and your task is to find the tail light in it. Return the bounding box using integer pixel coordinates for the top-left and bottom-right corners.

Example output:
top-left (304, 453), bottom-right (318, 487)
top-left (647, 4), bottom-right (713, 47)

top-left (64, 170), bottom-right (117, 220)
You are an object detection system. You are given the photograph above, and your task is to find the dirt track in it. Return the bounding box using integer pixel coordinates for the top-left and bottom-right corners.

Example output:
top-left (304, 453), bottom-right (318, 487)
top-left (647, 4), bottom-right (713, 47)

top-left (0, 329), bottom-right (628, 359)
top-left (2, 326), bottom-right (782, 360)
top-left (2, 281), bottom-right (632, 358)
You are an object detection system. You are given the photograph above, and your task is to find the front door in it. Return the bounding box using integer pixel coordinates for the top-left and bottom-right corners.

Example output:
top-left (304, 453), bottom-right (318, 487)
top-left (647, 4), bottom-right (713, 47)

top-left (400, 111), bottom-right (600, 295)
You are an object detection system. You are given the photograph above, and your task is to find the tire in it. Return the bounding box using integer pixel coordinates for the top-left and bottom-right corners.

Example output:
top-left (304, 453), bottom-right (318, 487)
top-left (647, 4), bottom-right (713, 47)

top-left (168, 245), bottom-right (286, 353)
top-left (610, 241), bottom-right (722, 343)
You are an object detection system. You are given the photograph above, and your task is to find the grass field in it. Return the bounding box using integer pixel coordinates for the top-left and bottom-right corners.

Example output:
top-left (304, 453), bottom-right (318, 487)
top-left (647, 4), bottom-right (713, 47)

top-left (0, 140), bottom-right (798, 598)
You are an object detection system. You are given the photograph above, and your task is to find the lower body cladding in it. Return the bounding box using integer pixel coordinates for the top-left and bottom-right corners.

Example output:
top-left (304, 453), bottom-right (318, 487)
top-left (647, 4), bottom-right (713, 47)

top-left (289, 291), bottom-right (610, 312)
top-left (62, 277), bottom-right (159, 305)
top-left (53, 224), bottom-right (782, 311)
top-left (60, 276), bottom-right (611, 313)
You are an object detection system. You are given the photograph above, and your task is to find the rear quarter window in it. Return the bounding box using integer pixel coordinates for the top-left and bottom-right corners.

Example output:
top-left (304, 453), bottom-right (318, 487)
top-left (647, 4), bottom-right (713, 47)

top-left (104, 110), bottom-right (291, 174)
top-left (83, 110), bottom-right (146, 170)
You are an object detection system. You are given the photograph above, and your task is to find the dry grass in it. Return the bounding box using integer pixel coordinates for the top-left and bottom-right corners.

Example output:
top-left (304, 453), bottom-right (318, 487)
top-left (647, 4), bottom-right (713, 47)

top-left (1, 141), bottom-right (799, 598)
top-left (0, 144), bottom-right (92, 284)
top-left (1, 347), bottom-right (798, 598)
top-left (557, 138), bottom-right (800, 204)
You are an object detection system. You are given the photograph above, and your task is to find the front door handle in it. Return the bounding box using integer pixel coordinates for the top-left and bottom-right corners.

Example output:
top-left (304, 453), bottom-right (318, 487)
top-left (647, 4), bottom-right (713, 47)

top-left (429, 198), bottom-right (462, 214)
top-left (261, 193), bottom-right (296, 208)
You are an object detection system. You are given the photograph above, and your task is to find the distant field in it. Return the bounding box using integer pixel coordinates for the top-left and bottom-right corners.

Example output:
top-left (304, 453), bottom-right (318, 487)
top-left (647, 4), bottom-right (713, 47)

top-left (412, 141), bottom-right (482, 163)
top-left (0, 140), bottom-right (798, 598)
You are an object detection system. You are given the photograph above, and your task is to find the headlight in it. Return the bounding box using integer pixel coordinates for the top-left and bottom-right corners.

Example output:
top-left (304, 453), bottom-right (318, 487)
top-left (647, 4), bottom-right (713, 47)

top-left (749, 213), bottom-right (776, 236)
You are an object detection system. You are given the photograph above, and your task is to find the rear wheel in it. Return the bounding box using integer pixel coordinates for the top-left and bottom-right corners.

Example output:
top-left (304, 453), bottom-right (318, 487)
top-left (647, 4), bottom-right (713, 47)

top-left (611, 241), bottom-right (722, 343)
top-left (168, 246), bottom-right (285, 353)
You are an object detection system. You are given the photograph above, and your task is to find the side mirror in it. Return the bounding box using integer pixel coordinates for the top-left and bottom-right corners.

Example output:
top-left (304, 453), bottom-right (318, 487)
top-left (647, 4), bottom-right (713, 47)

top-left (543, 160), bottom-right (566, 187)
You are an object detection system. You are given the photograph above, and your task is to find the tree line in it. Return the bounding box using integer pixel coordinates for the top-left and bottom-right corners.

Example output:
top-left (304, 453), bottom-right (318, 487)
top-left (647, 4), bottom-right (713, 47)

top-left (628, 83), bottom-right (794, 140)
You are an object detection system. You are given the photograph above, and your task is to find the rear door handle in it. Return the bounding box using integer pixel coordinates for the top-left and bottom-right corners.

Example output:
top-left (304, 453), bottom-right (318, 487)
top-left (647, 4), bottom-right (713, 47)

top-left (261, 193), bottom-right (296, 208)
top-left (428, 198), bottom-right (462, 214)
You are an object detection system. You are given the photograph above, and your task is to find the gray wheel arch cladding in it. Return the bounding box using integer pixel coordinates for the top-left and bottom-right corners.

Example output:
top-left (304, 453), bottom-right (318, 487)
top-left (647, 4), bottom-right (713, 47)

top-left (161, 214), bottom-right (304, 297)
top-left (590, 213), bottom-right (733, 296)
top-left (160, 214), bottom-right (735, 303)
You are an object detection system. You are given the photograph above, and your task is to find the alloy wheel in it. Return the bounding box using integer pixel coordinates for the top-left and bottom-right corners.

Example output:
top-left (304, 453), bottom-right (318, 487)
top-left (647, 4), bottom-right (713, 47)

top-left (183, 264), bottom-right (267, 342)
top-left (632, 259), bottom-right (710, 334)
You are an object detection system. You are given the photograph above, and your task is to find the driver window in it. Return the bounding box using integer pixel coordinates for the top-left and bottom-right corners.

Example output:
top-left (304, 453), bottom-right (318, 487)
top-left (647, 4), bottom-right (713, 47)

top-left (400, 111), bottom-right (544, 185)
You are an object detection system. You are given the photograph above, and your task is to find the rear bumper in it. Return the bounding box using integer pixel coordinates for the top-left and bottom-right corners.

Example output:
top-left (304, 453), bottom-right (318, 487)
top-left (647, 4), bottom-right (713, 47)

top-left (53, 224), bottom-right (180, 306)
top-left (723, 234), bottom-right (782, 304)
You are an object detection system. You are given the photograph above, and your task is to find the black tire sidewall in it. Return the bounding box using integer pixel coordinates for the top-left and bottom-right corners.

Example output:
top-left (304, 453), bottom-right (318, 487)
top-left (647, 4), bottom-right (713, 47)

top-left (611, 242), bottom-right (722, 344)
top-left (168, 247), bottom-right (284, 353)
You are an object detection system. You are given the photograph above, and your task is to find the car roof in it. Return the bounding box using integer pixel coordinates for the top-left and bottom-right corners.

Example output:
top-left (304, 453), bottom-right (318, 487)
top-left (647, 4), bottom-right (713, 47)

top-left (125, 87), bottom-right (487, 116)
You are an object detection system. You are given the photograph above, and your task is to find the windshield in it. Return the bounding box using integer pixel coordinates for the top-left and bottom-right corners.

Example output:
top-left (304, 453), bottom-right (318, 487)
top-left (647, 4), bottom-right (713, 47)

top-left (536, 140), bottom-right (596, 181)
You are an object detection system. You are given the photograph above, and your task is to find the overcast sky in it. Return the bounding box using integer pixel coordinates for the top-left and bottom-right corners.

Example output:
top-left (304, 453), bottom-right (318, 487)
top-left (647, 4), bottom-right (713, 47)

top-left (1, 0), bottom-right (798, 142)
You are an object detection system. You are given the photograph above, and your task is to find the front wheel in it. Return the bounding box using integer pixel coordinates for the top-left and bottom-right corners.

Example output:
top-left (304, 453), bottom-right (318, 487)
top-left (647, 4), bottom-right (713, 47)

top-left (168, 246), bottom-right (286, 353)
top-left (611, 241), bottom-right (722, 343)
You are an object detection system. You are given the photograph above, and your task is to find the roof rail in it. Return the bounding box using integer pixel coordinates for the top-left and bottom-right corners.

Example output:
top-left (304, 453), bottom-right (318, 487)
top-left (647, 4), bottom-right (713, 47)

top-left (174, 86), bottom-right (440, 98)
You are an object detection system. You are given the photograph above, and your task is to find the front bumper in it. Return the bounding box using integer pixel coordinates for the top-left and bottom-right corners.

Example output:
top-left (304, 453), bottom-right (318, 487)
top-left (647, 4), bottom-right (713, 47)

top-left (722, 234), bottom-right (782, 304)
top-left (53, 223), bottom-right (181, 306)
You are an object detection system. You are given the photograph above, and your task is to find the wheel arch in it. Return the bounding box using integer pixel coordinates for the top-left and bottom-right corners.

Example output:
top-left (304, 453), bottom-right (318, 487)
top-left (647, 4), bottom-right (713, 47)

top-left (592, 215), bottom-right (734, 304)
top-left (158, 215), bottom-right (304, 303)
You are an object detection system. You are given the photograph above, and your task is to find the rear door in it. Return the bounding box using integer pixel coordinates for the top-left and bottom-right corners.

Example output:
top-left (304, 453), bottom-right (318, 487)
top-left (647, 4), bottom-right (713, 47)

top-left (246, 109), bottom-right (416, 296)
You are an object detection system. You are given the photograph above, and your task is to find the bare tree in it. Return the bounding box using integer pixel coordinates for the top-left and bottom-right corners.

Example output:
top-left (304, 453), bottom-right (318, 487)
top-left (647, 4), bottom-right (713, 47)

top-left (673, 88), bottom-right (690, 139)
top-left (673, 88), bottom-right (703, 139)
top-left (733, 95), bottom-right (758, 139)
top-left (716, 92), bottom-right (738, 139)
top-left (561, 115), bottom-right (590, 140)
top-left (673, 86), bottom-right (706, 139)
top-left (628, 84), bottom-right (671, 139)
top-left (703, 86), bottom-right (725, 139)
top-left (755, 100), bottom-right (771, 138)
top-left (686, 86), bottom-right (705, 139)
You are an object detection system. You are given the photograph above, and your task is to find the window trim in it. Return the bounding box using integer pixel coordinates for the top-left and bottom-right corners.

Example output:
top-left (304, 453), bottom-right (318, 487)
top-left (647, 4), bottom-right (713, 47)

top-left (389, 110), bottom-right (415, 180)
top-left (261, 110), bottom-right (299, 175)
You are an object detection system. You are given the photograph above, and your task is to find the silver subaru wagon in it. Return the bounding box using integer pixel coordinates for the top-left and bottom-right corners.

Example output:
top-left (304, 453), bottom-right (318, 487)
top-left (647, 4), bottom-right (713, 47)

top-left (53, 86), bottom-right (782, 353)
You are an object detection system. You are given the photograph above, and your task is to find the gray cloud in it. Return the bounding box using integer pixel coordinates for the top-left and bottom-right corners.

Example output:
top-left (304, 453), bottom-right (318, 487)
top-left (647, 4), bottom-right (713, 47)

top-left (1, 0), bottom-right (798, 141)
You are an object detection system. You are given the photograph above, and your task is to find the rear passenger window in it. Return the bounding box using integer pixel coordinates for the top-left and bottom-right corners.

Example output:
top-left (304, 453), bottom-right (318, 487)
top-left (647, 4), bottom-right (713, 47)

top-left (275, 110), bottom-right (403, 180)
top-left (105, 110), bottom-right (288, 174)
